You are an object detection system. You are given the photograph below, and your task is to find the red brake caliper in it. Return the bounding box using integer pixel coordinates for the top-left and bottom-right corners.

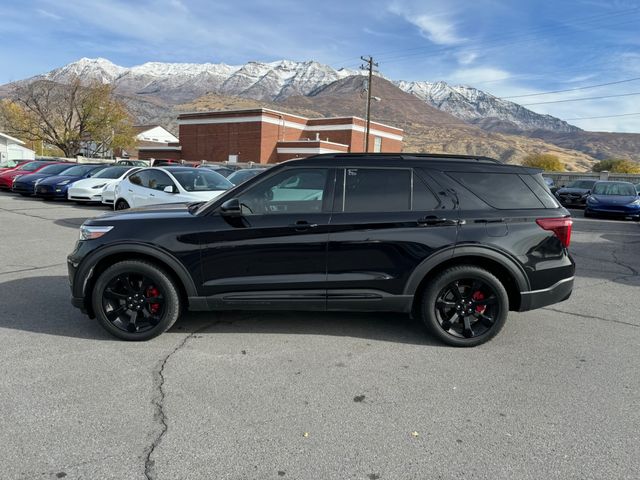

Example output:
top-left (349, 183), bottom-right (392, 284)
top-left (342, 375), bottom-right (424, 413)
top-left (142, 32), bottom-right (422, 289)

top-left (146, 286), bottom-right (160, 314)
top-left (472, 291), bottom-right (486, 314)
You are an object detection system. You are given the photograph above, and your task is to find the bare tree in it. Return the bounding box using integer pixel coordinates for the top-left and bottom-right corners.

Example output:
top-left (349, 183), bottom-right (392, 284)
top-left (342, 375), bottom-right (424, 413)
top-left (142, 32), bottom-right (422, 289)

top-left (0, 78), bottom-right (135, 158)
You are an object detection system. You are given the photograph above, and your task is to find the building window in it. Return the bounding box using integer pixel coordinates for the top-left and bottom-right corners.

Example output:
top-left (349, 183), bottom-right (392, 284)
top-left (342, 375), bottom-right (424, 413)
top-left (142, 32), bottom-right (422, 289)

top-left (373, 136), bottom-right (382, 152)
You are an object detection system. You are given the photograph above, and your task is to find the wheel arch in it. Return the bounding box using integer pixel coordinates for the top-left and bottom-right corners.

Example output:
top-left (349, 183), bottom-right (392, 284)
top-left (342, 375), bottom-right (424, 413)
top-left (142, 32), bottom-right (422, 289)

top-left (75, 243), bottom-right (198, 317)
top-left (405, 245), bottom-right (530, 315)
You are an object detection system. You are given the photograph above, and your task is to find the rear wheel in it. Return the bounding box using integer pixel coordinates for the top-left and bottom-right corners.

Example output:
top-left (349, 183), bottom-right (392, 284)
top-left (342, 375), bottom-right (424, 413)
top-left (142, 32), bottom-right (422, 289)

top-left (115, 199), bottom-right (129, 210)
top-left (91, 260), bottom-right (181, 341)
top-left (421, 265), bottom-right (508, 347)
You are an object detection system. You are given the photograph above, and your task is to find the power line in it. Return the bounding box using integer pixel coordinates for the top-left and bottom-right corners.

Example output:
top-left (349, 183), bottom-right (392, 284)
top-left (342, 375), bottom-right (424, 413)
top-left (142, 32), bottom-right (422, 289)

top-left (501, 76), bottom-right (640, 99)
top-left (563, 112), bottom-right (640, 121)
top-left (522, 91), bottom-right (640, 106)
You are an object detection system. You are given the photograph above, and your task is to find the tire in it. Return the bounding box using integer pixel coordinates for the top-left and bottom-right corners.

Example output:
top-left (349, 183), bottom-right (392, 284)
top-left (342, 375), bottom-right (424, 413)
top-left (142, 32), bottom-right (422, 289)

top-left (91, 260), bottom-right (181, 341)
top-left (115, 199), bottom-right (130, 210)
top-left (420, 265), bottom-right (509, 347)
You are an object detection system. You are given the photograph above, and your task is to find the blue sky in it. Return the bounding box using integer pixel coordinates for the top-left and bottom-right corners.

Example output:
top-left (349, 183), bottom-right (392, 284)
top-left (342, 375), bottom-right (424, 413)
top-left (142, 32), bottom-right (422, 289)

top-left (1, 0), bottom-right (640, 132)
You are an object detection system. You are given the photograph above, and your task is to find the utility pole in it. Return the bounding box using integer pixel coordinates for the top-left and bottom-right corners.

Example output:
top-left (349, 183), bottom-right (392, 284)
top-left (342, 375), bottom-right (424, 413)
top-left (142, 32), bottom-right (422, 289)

top-left (360, 56), bottom-right (378, 152)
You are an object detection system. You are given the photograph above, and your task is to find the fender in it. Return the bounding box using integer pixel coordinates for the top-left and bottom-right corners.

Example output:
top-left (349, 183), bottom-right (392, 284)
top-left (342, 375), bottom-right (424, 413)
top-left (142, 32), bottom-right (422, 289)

top-left (73, 241), bottom-right (199, 299)
top-left (403, 244), bottom-right (530, 295)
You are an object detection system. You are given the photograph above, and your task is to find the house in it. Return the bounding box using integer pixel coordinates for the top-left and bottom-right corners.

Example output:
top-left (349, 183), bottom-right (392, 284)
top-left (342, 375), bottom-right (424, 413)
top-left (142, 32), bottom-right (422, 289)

top-left (0, 132), bottom-right (35, 163)
top-left (120, 125), bottom-right (179, 159)
top-left (137, 109), bottom-right (403, 164)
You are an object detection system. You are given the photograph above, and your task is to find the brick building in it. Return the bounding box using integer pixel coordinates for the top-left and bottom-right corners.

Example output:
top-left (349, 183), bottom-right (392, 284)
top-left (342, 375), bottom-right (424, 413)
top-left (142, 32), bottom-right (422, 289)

top-left (138, 108), bottom-right (403, 164)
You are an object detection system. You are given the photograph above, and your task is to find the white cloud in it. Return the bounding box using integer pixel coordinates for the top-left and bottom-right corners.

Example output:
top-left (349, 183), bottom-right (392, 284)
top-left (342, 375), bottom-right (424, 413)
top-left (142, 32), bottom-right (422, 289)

top-left (389, 2), bottom-right (464, 45)
top-left (456, 51), bottom-right (478, 65)
top-left (36, 9), bottom-right (62, 21)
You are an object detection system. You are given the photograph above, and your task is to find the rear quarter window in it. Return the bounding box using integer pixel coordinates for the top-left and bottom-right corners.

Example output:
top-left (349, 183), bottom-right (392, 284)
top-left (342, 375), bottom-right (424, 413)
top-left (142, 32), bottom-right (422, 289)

top-left (447, 172), bottom-right (545, 209)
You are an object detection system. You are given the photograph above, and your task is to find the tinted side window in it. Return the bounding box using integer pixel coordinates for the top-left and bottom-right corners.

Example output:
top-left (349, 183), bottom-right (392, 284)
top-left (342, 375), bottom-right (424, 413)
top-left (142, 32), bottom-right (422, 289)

top-left (146, 170), bottom-right (174, 191)
top-left (128, 171), bottom-right (149, 187)
top-left (343, 168), bottom-right (411, 212)
top-left (447, 172), bottom-right (545, 209)
top-left (237, 168), bottom-right (328, 215)
top-left (412, 174), bottom-right (440, 210)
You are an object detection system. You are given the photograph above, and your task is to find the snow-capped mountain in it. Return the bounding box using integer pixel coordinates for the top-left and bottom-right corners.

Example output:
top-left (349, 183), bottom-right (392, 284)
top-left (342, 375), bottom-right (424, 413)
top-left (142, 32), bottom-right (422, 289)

top-left (39, 57), bottom-right (362, 103)
top-left (9, 57), bottom-right (579, 132)
top-left (395, 80), bottom-right (580, 133)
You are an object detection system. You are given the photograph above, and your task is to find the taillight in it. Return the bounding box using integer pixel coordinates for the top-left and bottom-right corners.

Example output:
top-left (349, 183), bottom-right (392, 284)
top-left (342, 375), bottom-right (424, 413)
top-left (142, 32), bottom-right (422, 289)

top-left (536, 217), bottom-right (572, 248)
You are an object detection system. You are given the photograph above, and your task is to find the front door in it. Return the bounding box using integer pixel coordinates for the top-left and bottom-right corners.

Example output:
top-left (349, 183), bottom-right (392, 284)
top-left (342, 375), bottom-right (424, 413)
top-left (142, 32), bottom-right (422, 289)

top-left (327, 167), bottom-right (459, 310)
top-left (198, 167), bottom-right (335, 309)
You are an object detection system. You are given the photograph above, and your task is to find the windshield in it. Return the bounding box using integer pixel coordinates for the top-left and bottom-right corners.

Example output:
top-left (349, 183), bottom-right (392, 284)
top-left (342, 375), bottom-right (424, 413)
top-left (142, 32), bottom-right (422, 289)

top-left (567, 180), bottom-right (596, 189)
top-left (592, 182), bottom-right (636, 196)
top-left (36, 163), bottom-right (75, 175)
top-left (227, 169), bottom-right (264, 184)
top-left (171, 169), bottom-right (233, 192)
top-left (19, 161), bottom-right (47, 172)
top-left (92, 166), bottom-right (131, 179)
top-left (61, 165), bottom-right (99, 176)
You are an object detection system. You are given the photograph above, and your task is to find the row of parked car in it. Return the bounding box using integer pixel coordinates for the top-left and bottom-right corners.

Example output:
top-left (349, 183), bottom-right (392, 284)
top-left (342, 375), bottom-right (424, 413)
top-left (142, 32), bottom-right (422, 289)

top-left (545, 177), bottom-right (640, 219)
top-left (0, 159), bottom-right (266, 209)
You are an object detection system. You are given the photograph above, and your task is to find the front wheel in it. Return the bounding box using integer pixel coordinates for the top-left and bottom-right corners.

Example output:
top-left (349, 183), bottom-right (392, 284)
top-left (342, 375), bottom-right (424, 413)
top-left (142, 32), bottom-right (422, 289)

top-left (91, 260), bottom-right (181, 341)
top-left (421, 266), bottom-right (509, 347)
top-left (115, 199), bottom-right (130, 210)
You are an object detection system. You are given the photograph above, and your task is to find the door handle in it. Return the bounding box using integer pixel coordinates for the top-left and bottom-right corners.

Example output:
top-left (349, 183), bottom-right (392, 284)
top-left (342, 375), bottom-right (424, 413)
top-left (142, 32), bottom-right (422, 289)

top-left (289, 220), bottom-right (318, 231)
top-left (417, 215), bottom-right (459, 226)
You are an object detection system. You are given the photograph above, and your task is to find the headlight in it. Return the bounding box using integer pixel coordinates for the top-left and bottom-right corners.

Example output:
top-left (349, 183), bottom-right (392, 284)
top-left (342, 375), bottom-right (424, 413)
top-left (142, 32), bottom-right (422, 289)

top-left (13, 175), bottom-right (21, 183)
top-left (79, 225), bottom-right (114, 241)
top-left (58, 180), bottom-right (71, 186)
top-left (587, 196), bottom-right (598, 204)
top-left (629, 199), bottom-right (640, 206)
top-left (91, 183), bottom-right (107, 189)
top-left (34, 178), bottom-right (44, 185)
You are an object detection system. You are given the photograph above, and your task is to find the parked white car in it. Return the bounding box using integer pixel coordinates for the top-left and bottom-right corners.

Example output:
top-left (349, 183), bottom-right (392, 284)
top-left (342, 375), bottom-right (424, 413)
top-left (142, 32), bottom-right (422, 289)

top-left (67, 166), bottom-right (141, 203)
top-left (113, 166), bottom-right (233, 210)
top-left (100, 167), bottom-right (142, 206)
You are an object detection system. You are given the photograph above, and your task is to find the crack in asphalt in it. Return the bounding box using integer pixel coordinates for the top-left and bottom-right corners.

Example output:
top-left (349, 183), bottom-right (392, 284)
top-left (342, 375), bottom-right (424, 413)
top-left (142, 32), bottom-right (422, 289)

top-left (543, 307), bottom-right (639, 328)
top-left (143, 317), bottom-right (244, 480)
top-left (0, 205), bottom-right (53, 221)
top-left (610, 249), bottom-right (639, 277)
top-left (0, 262), bottom-right (66, 276)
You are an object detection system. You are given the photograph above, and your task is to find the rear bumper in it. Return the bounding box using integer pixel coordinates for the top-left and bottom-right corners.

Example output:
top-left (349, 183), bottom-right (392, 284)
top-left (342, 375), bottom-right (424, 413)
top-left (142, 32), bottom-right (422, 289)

top-left (518, 276), bottom-right (574, 311)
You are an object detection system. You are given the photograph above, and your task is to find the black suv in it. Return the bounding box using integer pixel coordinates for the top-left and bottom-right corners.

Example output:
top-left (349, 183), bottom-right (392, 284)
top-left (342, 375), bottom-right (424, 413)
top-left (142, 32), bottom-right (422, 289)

top-left (68, 154), bottom-right (575, 347)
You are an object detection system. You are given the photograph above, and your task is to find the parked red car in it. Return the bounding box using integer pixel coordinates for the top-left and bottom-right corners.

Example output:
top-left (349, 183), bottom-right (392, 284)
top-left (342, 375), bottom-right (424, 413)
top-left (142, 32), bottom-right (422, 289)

top-left (0, 161), bottom-right (60, 190)
top-left (0, 159), bottom-right (30, 173)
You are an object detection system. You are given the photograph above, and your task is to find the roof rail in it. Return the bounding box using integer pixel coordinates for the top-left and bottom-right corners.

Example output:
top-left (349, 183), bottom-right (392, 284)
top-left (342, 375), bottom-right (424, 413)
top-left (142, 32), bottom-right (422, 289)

top-left (316, 152), bottom-right (502, 164)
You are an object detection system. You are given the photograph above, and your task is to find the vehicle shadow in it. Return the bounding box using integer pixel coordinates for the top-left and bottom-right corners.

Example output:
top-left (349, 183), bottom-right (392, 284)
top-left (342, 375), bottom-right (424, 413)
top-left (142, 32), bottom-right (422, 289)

top-left (0, 275), bottom-right (441, 346)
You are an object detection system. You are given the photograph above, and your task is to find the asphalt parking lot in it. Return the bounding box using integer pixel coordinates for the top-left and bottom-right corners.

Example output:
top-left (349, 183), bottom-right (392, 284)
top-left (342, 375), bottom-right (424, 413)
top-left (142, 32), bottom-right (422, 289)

top-left (0, 194), bottom-right (638, 480)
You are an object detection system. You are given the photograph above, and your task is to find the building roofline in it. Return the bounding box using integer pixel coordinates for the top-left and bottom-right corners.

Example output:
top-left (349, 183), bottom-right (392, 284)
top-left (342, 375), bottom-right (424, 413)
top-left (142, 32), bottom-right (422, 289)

top-left (0, 131), bottom-right (25, 145)
top-left (177, 107), bottom-right (403, 132)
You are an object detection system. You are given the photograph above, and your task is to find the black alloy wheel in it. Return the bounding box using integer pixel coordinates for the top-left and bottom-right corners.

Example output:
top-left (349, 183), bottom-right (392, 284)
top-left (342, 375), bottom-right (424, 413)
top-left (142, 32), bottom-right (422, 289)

top-left (115, 199), bottom-right (129, 210)
top-left (422, 266), bottom-right (508, 347)
top-left (92, 260), bottom-right (181, 341)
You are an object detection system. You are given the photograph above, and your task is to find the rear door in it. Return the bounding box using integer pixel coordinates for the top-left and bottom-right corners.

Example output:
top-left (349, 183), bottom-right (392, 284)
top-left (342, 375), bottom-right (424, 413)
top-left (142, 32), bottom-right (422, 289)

top-left (326, 166), bottom-right (459, 310)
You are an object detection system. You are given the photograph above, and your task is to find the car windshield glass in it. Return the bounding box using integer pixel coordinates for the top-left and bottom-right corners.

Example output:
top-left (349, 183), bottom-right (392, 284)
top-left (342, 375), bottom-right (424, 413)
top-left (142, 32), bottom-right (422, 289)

top-left (61, 165), bottom-right (98, 176)
top-left (228, 169), bottom-right (263, 184)
top-left (20, 162), bottom-right (46, 172)
top-left (92, 166), bottom-right (130, 179)
top-left (171, 169), bottom-right (233, 191)
top-left (568, 180), bottom-right (596, 189)
top-left (36, 164), bottom-right (74, 175)
top-left (592, 183), bottom-right (636, 196)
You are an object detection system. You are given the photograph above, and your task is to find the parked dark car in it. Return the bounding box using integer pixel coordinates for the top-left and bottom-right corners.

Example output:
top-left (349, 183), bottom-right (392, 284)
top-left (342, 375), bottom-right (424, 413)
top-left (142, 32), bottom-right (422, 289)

top-left (68, 153), bottom-right (574, 346)
top-left (11, 163), bottom-right (76, 196)
top-left (34, 164), bottom-right (108, 200)
top-left (585, 181), bottom-right (640, 219)
top-left (116, 160), bottom-right (148, 167)
top-left (226, 168), bottom-right (267, 185)
top-left (0, 161), bottom-right (59, 190)
top-left (555, 179), bottom-right (597, 207)
top-left (197, 164), bottom-right (237, 177)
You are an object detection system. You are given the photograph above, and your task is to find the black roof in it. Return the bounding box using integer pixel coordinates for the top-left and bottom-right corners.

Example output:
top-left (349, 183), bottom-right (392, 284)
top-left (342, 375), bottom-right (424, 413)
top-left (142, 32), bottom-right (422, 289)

top-left (283, 153), bottom-right (538, 173)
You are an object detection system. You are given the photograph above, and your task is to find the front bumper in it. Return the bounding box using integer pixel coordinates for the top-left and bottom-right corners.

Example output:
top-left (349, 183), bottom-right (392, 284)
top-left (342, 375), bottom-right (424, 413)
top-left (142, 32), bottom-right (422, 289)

top-left (586, 205), bottom-right (640, 217)
top-left (557, 195), bottom-right (587, 206)
top-left (11, 181), bottom-right (35, 195)
top-left (35, 184), bottom-right (67, 199)
top-left (519, 276), bottom-right (574, 311)
top-left (68, 186), bottom-right (103, 202)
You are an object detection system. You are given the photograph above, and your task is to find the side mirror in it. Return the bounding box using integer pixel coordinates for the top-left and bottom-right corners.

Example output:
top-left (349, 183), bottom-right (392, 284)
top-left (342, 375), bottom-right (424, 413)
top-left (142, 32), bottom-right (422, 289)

top-left (163, 185), bottom-right (177, 194)
top-left (220, 198), bottom-right (242, 217)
